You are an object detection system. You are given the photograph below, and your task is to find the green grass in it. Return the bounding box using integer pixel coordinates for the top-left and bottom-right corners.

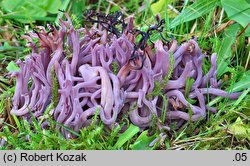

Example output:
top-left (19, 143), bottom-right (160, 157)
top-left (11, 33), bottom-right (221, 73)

top-left (0, 0), bottom-right (249, 150)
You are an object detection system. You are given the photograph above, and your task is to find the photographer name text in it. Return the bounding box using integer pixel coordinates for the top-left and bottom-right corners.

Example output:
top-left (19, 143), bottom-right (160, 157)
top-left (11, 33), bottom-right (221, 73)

top-left (2, 152), bottom-right (87, 163)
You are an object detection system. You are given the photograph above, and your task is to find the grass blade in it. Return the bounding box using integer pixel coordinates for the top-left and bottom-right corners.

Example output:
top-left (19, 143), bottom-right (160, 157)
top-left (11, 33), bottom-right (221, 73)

top-left (170, 0), bottom-right (218, 29)
top-left (114, 124), bottom-right (140, 149)
top-left (130, 130), bottom-right (156, 150)
top-left (217, 23), bottom-right (240, 77)
top-left (231, 71), bottom-right (250, 92)
top-left (1, 14), bottom-right (55, 21)
top-left (221, 0), bottom-right (250, 36)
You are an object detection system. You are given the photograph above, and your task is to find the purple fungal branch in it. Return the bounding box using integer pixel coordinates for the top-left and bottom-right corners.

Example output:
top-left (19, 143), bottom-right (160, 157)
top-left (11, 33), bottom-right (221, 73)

top-left (9, 11), bottom-right (243, 138)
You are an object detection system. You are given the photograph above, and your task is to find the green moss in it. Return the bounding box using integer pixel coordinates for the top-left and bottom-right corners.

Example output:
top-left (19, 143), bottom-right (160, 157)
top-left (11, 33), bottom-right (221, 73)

top-left (150, 51), bottom-right (174, 97)
top-left (111, 61), bottom-right (119, 75)
top-left (51, 67), bottom-right (59, 108)
top-left (70, 13), bottom-right (81, 29)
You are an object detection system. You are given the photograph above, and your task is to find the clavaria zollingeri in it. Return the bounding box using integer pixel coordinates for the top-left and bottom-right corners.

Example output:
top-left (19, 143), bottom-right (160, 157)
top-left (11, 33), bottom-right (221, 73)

top-left (10, 11), bottom-right (241, 139)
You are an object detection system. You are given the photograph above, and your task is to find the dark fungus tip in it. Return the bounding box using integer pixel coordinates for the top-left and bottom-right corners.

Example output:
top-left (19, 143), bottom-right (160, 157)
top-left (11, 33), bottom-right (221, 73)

top-left (129, 52), bottom-right (146, 70)
top-left (160, 19), bottom-right (165, 24)
top-left (58, 9), bottom-right (65, 13)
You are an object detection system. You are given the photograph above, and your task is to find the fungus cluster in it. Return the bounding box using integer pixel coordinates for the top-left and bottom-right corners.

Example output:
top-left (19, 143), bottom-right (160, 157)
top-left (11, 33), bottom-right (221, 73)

top-left (10, 11), bottom-right (241, 138)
